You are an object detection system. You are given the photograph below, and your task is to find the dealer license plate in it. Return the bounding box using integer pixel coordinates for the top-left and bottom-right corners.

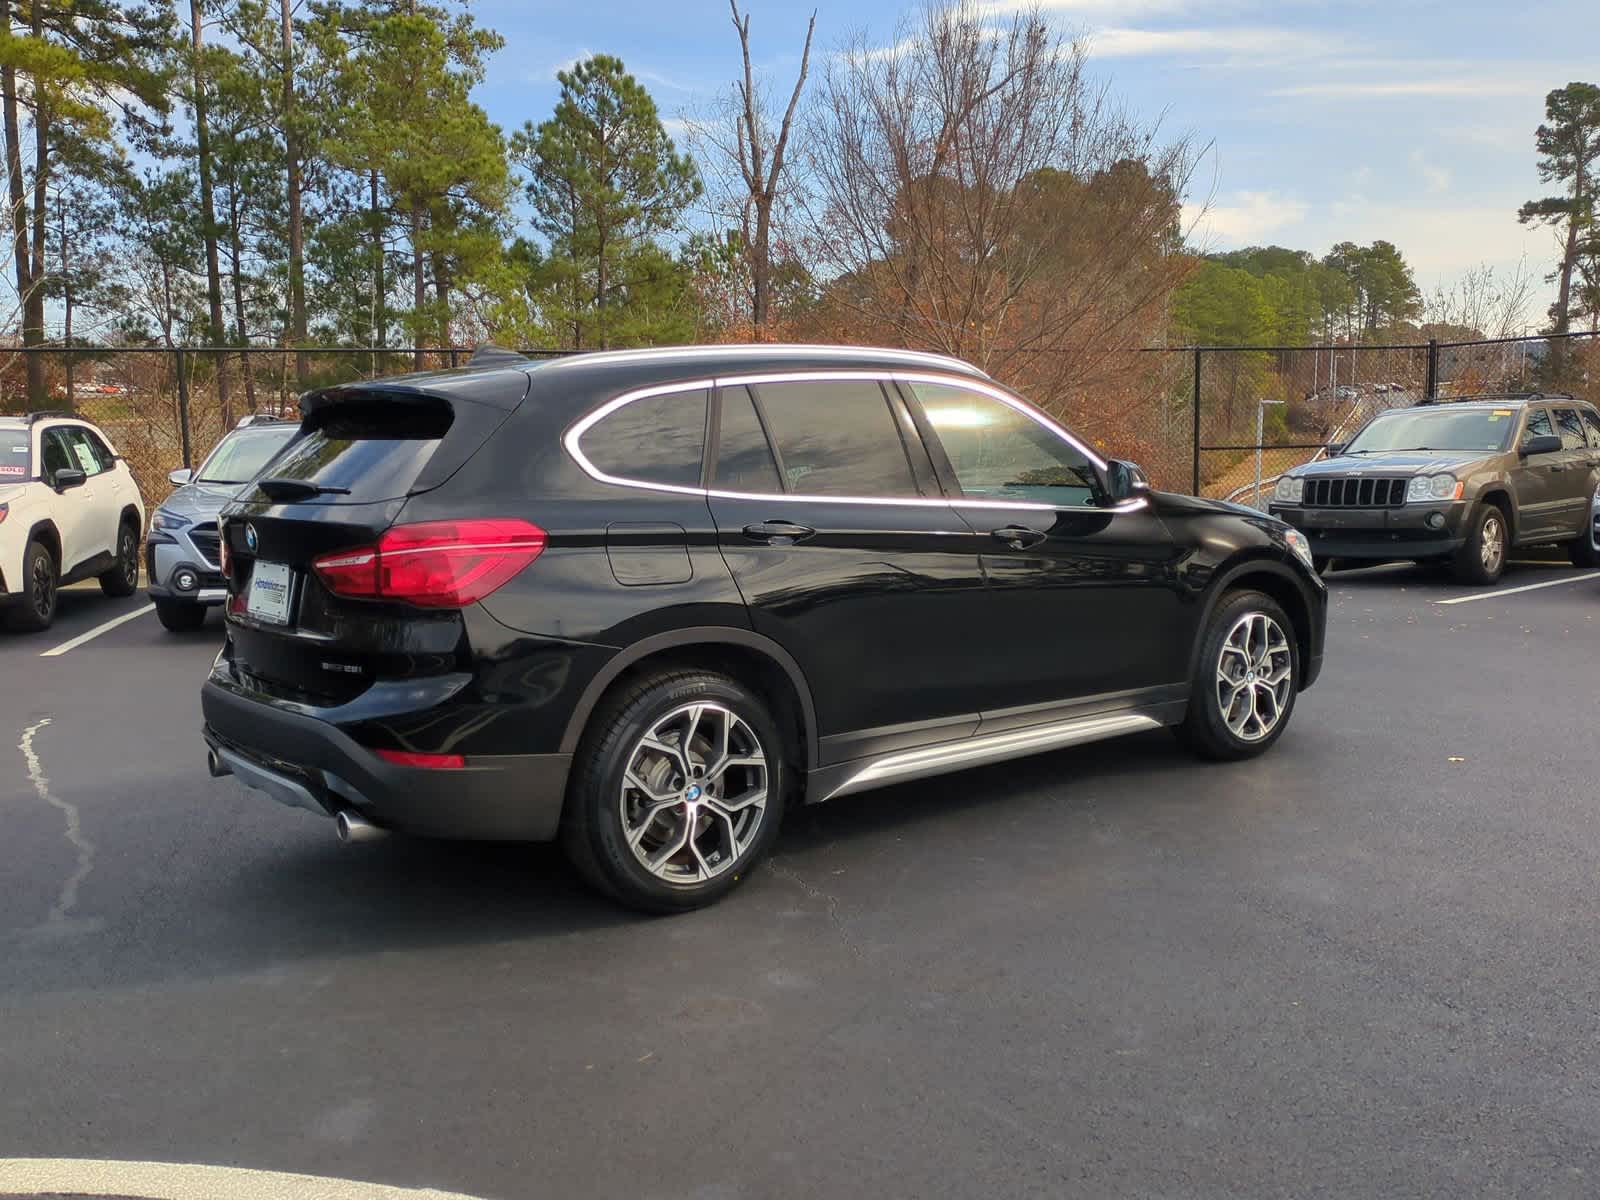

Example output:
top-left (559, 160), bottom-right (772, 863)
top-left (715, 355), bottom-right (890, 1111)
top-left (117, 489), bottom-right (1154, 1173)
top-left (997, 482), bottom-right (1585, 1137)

top-left (246, 560), bottom-right (294, 625)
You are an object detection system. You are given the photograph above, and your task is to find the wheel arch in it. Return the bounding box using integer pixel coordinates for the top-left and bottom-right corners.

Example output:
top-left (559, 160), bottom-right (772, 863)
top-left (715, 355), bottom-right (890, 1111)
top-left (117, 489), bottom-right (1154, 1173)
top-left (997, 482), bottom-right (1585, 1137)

top-left (1188, 556), bottom-right (1317, 686)
top-left (118, 503), bottom-right (142, 534)
top-left (25, 519), bottom-right (61, 566)
top-left (1476, 486), bottom-right (1515, 541)
top-left (558, 626), bottom-right (818, 772)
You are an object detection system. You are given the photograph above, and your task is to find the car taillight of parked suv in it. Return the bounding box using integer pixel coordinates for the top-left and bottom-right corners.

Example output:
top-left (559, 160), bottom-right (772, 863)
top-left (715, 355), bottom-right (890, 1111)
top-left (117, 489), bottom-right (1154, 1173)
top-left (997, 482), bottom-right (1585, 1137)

top-left (202, 344), bottom-right (1327, 910)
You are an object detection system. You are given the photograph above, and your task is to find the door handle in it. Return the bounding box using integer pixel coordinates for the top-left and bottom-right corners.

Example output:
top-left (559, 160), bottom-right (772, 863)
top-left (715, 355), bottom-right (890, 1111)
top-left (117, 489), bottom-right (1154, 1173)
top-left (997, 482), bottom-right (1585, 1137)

top-left (991, 524), bottom-right (1047, 550)
top-left (742, 520), bottom-right (815, 545)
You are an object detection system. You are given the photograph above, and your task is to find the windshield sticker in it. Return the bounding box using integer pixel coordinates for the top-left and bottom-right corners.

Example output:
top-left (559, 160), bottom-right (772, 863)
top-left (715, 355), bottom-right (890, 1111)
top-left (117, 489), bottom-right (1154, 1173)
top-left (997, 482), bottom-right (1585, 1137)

top-left (71, 442), bottom-right (97, 472)
top-left (0, 464), bottom-right (24, 476)
top-left (11, 445), bottom-right (25, 452)
top-left (1490, 410), bottom-right (1511, 419)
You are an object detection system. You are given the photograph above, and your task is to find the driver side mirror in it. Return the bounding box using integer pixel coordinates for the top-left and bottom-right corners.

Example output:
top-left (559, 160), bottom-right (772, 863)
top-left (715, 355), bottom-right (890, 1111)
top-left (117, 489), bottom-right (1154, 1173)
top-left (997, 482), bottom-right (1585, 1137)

top-left (1325, 441), bottom-right (1345, 457)
top-left (1520, 434), bottom-right (1562, 456)
top-left (53, 467), bottom-right (86, 492)
top-left (1104, 459), bottom-right (1149, 503)
top-left (168, 467), bottom-right (193, 486)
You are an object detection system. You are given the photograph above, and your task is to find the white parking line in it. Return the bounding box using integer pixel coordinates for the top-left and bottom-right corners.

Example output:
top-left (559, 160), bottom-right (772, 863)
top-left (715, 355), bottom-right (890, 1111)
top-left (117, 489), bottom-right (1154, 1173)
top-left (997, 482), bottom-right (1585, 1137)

top-left (1435, 571), bottom-right (1600, 606)
top-left (39, 603), bottom-right (154, 656)
top-left (0, 1158), bottom-right (488, 1199)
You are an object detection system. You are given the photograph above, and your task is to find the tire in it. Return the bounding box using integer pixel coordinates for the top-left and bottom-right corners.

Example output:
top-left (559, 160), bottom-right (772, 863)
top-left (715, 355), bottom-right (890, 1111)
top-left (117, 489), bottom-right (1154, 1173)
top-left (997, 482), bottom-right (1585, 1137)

top-left (7, 539), bottom-right (58, 632)
top-left (99, 519), bottom-right (140, 597)
top-left (1175, 589), bottom-right (1299, 762)
top-left (1569, 536), bottom-right (1600, 568)
top-left (1451, 503), bottom-right (1508, 585)
top-left (154, 597), bottom-right (208, 632)
top-left (562, 669), bottom-right (786, 912)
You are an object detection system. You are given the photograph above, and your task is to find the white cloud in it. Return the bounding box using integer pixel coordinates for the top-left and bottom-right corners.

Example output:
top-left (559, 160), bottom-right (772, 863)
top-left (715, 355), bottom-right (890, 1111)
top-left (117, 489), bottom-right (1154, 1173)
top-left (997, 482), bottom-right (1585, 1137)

top-left (1184, 190), bottom-right (1310, 245)
top-left (1271, 77), bottom-right (1549, 99)
top-left (1089, 25), bottom-right (1345, 61)
top-left (1408, 152), bottom-right (1451, 194)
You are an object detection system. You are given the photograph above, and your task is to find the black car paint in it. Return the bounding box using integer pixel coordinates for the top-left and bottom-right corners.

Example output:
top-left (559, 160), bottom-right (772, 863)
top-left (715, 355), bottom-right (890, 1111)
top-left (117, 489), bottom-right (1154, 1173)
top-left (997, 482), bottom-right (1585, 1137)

top-left (202, 349), bottom-right (1326, 841)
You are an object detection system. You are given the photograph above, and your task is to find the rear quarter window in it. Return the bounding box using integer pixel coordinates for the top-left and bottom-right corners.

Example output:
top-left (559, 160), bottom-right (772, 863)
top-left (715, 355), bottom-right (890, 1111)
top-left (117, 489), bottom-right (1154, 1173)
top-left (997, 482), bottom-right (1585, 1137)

top-left (579, 389), bottom-right (707, 488)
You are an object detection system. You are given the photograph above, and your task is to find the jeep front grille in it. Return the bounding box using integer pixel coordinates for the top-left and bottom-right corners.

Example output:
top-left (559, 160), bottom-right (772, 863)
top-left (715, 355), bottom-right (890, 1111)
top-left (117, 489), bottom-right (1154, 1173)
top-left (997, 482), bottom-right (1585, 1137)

top-left (1303, 476), bottom-right (1407, 508)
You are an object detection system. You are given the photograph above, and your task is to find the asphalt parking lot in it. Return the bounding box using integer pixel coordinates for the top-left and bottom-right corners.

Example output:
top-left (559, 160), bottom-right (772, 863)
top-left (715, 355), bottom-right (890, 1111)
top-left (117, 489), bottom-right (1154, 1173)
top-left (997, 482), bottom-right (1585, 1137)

top-left (4, 561), bottom-right (1600, 1198)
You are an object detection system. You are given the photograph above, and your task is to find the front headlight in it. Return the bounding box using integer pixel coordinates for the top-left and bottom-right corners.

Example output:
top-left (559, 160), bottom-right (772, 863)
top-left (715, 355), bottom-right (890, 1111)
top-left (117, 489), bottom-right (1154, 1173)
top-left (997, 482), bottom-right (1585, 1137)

top-left (1406, 474), bottom-right (1462, 503)
top-left (151, 508), bottom-right (191, 533)
top-left (1283, 528), bottom-right (1316, 570)
top-left (1273, 475), bottom-right (1303, 504)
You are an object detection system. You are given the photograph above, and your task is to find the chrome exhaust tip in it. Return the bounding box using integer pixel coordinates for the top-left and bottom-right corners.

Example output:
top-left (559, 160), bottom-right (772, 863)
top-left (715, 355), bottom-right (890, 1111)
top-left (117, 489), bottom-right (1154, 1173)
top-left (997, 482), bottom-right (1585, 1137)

top-left (207, 749), bottom-right (232, 778)
top-left (335, 810), bottom-right (386, 844)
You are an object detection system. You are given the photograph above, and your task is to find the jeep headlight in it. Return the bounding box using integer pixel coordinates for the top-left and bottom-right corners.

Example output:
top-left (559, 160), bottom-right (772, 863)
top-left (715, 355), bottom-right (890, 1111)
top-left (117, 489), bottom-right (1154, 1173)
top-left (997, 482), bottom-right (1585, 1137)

top-left (1406, 474), bottom-right (1462, 503)
top-left (1273, 475), bottom-right (1303, 504)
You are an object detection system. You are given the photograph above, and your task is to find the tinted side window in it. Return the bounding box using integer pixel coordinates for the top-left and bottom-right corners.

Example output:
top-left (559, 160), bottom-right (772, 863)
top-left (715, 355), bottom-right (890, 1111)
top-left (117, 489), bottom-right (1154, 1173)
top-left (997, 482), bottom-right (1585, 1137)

top-left (40, 430), bottom-right (72, 481)
top-left (754, 380), bottom-right (919, 497)
top-left (912, 382), bottom-right (1099, 506)
top-left (1582, 408), bottom-right (1600, 449)
top-left (713, 386), bottom-right (781, 493)
top-left (1522, 408), bottom-right (1554, 447)
top-left (583, 389), bottom-right (707, 488)
top-left (1554, 407), bottom-right (1586, 451)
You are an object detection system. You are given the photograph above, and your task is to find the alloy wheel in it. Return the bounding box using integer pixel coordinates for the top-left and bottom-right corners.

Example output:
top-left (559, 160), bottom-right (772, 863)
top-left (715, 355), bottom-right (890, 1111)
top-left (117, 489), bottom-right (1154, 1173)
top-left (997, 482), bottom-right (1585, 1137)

top-left (1480, 513), bottom-right (1504, 574)
top-left (120, 527), bottom-right (138, 587)
top-left (31, 553), bottom-right (54, 622)
top-left (1215, 612), bottom-right (1293, 742)
top-left (618, 702), bottom-right (769, 884)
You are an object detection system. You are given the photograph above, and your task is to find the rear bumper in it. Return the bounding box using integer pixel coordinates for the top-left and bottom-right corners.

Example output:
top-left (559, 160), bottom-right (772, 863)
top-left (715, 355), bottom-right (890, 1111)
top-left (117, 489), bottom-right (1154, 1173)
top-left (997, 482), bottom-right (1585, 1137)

top-left (1269, 501), bottom-right (1469, 561)
top-left (201, 673), bottom-right (570, 841)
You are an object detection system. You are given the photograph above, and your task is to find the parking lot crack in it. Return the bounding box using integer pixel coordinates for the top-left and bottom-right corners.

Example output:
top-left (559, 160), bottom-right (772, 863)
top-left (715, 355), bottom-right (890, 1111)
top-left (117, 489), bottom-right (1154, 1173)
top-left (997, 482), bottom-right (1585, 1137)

top-left (19, 718), bottom-right (95, 926)
top-left (767, 856), bottom-right (864, 960)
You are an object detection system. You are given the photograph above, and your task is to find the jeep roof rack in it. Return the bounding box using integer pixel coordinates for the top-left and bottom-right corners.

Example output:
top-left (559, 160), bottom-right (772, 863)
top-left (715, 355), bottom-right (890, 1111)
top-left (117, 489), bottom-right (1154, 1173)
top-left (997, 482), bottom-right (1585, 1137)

top-left (1413, 391), bottom-right (1565, 407)
top-left (23, 409), bottom-right (70, 423)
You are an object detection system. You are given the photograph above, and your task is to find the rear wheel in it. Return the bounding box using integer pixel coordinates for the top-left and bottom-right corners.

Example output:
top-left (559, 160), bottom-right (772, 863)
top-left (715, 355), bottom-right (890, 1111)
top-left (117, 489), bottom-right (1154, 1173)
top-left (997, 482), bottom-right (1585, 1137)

top-left (1569, 484), bottom-right (1600, 567)
top-left (562, 669), bottom-right (785, 912)
top-left (1175, 589), bottom-right (1299, 761)
top-left (1452, 503), bottom-right (1507, 584)
top-left (7, 540), bottom-right (58, 632)
top-left (154, 597), bottom-right (207, 632)
top-left (99, 519), bottom-right (140, 597)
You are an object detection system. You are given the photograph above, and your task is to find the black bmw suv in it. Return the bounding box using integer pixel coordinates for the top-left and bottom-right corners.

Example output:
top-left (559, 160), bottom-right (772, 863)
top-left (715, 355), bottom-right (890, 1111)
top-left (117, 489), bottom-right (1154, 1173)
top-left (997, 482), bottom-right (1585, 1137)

top-left (202, 344), bottom-right (1327, 910)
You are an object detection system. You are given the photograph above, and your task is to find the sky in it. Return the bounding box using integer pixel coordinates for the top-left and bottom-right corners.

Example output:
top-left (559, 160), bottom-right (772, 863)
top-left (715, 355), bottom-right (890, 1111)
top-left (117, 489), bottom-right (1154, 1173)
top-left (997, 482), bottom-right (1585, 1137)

top-left (467, 0), bottom-right (1598, 326)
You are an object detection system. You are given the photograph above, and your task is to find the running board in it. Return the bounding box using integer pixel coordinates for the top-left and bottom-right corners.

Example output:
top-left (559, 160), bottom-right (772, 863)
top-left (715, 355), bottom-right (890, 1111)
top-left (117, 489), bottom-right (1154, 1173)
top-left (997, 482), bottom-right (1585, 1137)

top-left (814, 711), bottom-right (1164, 802)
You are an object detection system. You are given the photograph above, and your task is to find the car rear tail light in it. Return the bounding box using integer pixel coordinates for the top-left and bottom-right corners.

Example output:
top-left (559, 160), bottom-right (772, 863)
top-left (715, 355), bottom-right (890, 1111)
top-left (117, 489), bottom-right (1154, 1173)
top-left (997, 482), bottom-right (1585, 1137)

top-left (375, 748), bottom-right (466, 769)
top-left (219, 524), bottom-right (231, 574)
top-left (312, 518), bottom-right (546, 608)
top-left (0, 502), bottom-right (8, 524)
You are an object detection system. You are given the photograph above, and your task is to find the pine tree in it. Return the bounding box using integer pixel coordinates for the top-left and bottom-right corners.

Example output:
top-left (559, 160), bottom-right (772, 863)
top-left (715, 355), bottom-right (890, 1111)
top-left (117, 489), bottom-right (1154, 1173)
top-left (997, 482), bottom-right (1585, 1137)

top-left (513, 55), bottom-right (701, 349)
top-left (1518, 82), bottom-right (1600, 336)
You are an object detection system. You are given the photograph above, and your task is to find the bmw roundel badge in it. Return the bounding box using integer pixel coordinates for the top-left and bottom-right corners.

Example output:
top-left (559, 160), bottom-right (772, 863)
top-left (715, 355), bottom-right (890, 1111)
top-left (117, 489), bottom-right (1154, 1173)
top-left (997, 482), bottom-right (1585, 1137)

top-left (244, 523), bottom-right (259, 552)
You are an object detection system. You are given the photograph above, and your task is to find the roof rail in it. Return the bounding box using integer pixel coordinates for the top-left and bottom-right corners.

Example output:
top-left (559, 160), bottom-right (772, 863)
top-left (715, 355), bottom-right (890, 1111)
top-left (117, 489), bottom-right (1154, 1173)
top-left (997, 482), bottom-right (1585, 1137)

top-left (1414, 390), bottom-right (1559, 407)
top-left (548, 343), bottom-right (989, 379)
top-left (24, 409), bottom-right (70, 423)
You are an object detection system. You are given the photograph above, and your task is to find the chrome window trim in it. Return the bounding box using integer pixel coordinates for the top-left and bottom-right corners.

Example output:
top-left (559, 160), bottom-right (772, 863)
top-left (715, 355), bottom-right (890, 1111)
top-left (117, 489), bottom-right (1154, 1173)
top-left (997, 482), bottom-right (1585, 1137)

top-left (549, 343), bottom-right (988, 378)
top-left (563, 369), bottom-right (1149, 516)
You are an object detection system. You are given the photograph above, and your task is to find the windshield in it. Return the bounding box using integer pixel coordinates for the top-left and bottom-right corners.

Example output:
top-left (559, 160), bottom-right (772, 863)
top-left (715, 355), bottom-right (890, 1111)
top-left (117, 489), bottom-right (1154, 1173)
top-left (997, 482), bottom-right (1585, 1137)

top-left (194, 425), bottom-right (297, 484)
top-left (1344, 407), bottom-right (1516, 454)
top-left (0, 425), bottom-right (26, 480)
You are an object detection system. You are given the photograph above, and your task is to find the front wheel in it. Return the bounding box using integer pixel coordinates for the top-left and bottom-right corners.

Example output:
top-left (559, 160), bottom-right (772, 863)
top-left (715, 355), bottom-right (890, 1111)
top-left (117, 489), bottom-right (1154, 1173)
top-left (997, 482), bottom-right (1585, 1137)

top-left (1175, 589), bottom-right (1299, 761)
top-left (7, 539), bottom-right (59, 632)
top-left (99, 520), bottom-right (140, 597)
top-left (562, 670), bottom-right (786, 912)
top-left (1569, 485), bottom-right (1600, 567)
top-left (154, 597), bottom-right (208, 632)
top-left (1452, 504), bottom-right (1507, 584)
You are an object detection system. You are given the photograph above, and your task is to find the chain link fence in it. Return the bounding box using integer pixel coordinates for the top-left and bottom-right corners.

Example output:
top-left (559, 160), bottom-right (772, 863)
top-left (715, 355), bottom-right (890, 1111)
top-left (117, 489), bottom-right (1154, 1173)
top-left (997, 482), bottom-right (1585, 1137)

top-left (0, 331), bottom-right (1593, 512)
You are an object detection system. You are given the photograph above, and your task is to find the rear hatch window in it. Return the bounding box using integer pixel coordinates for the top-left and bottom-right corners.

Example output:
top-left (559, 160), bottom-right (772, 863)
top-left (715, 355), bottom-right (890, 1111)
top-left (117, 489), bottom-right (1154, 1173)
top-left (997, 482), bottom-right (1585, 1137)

top-left (248, 394), bottom-right (469, 505)
top-left (0, 427), bottom-right (28, 479)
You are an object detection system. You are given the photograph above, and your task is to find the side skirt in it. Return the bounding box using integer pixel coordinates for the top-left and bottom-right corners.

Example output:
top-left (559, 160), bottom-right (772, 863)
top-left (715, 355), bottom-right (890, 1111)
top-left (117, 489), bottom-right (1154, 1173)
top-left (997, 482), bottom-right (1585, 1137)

top-left (806, 700), bottom-right (1185, 804)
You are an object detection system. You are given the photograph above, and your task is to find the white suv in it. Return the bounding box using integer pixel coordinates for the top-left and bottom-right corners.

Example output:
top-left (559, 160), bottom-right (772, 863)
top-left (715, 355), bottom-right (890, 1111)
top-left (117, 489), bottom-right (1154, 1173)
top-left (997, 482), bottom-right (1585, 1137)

top-left (0, 412), bottom-right (145, 630)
